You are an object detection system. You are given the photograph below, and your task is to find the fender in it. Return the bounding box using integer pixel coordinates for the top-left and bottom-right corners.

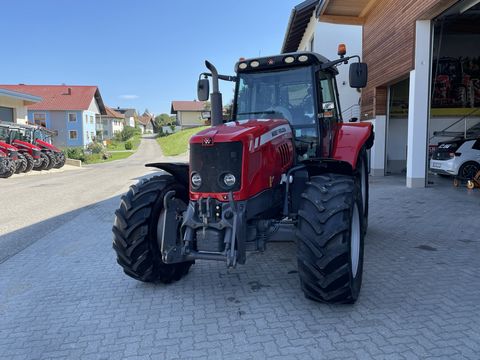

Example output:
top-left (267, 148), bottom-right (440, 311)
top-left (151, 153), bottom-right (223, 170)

top-left (332, 122), bottom-right (374, 169)
top-left (36, 139), bottom-right (60, 152)
top-left (146, 162), bottom-right (189, 189)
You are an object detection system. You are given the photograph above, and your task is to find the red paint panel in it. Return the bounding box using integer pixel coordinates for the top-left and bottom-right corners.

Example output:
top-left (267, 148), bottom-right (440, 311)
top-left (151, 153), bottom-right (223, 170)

top-left (332, 122), bottom-right (373, 169)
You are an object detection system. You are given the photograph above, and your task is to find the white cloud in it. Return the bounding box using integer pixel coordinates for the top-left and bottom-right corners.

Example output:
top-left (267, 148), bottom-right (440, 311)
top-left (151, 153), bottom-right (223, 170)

top-left (119, 94), bottom-right (139, 100)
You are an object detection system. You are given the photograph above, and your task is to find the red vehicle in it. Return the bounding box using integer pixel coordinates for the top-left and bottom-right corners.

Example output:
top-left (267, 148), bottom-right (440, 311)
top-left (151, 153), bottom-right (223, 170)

top-left (0, 150), bottom-right (16, 178)
top-left (113, 48), bottom-right (374, 304)
top-left (27, 125), bottom-right (66, 169)
top-left (0, 141), bottom-right (32, 173)
top-left (0, 122), bottom-right (48, 171)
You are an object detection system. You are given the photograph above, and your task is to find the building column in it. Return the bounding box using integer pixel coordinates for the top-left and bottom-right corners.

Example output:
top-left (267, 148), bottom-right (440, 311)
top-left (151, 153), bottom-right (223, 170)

top-left (406, 20), bottom-right (432, 188)
top-left (368, 116), bottom-right (386, 176)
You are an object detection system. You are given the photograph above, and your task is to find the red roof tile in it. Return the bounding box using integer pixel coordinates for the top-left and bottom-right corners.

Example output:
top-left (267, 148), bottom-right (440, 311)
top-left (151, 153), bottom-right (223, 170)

top-left (0, 84), bottom-right (100, 111)
top-left (171, 100), bottom-right (207, 113)
top-left (104, 106), bottom-right (124, 119)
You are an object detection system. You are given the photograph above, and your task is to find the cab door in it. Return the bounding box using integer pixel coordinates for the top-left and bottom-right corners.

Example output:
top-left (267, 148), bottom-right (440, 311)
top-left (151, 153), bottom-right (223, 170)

top-left (316, 72), bottom-right (340, 157)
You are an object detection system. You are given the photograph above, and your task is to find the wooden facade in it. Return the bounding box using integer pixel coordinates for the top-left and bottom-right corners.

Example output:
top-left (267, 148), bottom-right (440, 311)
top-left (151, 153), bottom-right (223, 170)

top-left (360, 0), bottom-right (457, 119)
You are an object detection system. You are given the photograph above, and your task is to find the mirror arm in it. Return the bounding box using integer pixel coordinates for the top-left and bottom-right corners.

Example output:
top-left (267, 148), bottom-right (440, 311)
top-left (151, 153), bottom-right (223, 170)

top-left (321, 55), bottom-right (361, 70)
top-left (199, 72), bottom-right (237, 82)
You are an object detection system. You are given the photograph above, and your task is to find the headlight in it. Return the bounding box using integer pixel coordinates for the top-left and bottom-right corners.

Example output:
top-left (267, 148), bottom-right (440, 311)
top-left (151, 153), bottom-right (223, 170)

top-left (223, 173), bottom-right (236, 187)
top-left (191, 173), bottom-right (202, 189)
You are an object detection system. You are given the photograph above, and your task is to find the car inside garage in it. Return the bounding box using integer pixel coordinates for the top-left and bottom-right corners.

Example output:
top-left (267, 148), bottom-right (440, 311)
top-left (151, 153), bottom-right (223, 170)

top-left (428, 0), bottom-right (480, 187)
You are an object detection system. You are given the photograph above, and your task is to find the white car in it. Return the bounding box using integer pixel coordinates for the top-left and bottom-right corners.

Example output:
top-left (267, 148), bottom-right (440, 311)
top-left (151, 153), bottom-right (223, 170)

top-left (430, 138), bottom-right (480, 179)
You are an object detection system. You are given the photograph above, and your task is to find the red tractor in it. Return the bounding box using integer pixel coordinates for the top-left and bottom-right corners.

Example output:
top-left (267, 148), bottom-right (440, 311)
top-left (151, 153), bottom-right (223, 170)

top-left (0, 149), bottom-right (16, 178)
top-left (0, 141), bottom-right (32, 174)
top-left (0, 122), bottom-right (50, 171)
top-left (113, 48), bottom-right (374, 304)
top-left (20, 123), bottom-right (65, 169)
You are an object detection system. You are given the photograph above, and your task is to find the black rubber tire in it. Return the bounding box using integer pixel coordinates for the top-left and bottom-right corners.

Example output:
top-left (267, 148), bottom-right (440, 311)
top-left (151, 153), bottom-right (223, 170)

top-left (54, 152), bottom-right (66, 169)
top-left (44, 151), bottom-right (56, 170)
top-left (356, 149), bottom-right (369, 234)
top-left (112, 175), bottom-right (194, 283)
top-left (458, 161), bottom-right (480, 180)
top-left (15, 153), bottom-right (28, 174)
top-left (0, 158), bottom-right (16, 178)
top-left (297, 174), bottom-right (365, 304)
top-left (34, 152), bottom-right (49, 171)
top-left (23, 152), bottom-right (34, 173)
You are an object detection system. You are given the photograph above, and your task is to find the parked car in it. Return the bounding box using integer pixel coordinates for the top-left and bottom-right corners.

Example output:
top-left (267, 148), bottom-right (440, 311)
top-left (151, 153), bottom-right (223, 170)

top-left (430, 138), bottom-right (480, 179)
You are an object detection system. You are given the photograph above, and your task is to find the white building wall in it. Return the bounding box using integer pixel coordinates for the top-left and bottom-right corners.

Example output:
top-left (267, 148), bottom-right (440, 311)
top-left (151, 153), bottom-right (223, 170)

top-left (0, 97), bottom-right (29, 124)
top-left (297, 16), bottom-right (363, 120)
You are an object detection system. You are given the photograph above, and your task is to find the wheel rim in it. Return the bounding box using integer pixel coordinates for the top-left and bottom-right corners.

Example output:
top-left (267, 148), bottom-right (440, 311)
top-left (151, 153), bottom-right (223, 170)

top-left (461, 164), bottom-right (479, 179)
top-left (350, 203), bottom-right (361, 278)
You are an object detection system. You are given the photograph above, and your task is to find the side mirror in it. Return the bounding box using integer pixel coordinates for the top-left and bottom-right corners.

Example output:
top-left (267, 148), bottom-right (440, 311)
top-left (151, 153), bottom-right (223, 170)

top-left (349, 62), bottom-right (368, 88)
top-left (197, 78), bottom-right (210, 101)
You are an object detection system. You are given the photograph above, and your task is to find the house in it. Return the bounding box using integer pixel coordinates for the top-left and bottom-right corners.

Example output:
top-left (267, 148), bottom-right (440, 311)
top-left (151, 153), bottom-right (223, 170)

top-left (0, 84), bottom-right (106, 148)
top-left (96, 106), bottom-right (125, 140)
top-left (114, 108), bottom-right (137, 128)
top-left (282, 0), bottom-right (363, 121)
top-left (0, 87), bottom-right (41, 124)
top-left (170, 100), bottom-right (208, 128)
top-left (138, 111), bottom-right (154, 134)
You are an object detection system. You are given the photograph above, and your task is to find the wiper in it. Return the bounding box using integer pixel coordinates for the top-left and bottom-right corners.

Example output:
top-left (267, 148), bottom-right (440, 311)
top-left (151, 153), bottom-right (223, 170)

top-left (237, 111), bottom-right (276, 116)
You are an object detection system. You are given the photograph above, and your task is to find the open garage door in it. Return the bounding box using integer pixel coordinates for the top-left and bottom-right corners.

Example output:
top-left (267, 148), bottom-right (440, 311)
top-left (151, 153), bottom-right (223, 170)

top-left (428, 0), bottom-right (480, 187)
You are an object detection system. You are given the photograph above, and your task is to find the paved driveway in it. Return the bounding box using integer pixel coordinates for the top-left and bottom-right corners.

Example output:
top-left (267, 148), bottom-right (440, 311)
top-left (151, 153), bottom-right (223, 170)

top-left (1, 141), bottom-right (479, 359)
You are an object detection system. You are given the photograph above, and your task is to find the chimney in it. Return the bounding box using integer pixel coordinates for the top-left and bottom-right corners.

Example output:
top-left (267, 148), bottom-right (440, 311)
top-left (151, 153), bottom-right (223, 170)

top-left (67, 87), bottom-right (72, 95)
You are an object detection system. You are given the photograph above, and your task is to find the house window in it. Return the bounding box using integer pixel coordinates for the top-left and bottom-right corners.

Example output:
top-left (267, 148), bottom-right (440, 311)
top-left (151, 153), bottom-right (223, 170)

top-left (90, 116), bottom-right (94, 124)
top-left (91, 131), bottom-right (95, 140)
top-left (33, 112), bottom-right (46, 127)
top-left (68, 113), bottom-right (77, 122)
top-left (69, 130), bottom-right (77, 140)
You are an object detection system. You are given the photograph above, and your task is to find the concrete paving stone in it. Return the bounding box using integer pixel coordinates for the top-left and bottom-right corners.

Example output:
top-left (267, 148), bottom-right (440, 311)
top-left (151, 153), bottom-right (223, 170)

top-left (1, 142), bottom-right (480, 360)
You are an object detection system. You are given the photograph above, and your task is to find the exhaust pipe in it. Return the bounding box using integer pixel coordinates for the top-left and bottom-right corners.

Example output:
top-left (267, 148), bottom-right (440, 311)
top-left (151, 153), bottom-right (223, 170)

top-left (205, 61), bottom-right (223, 126)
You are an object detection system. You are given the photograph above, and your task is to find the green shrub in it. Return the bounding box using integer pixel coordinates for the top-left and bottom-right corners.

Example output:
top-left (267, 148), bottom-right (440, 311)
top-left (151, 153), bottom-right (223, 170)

top-left (124, 141), bottom-right (133, 150)
top-left (64, 147), bottom-right (86, 162)
top-left (119, 126), bottom-right (136, 141)
top-left (87, 142), bottom-right (104, 154)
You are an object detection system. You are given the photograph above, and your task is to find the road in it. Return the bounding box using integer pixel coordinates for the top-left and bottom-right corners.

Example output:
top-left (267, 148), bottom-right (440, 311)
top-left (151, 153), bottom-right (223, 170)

top-left (1, 137), bottom-right (480, 359)
top-left (0, 135), bottom-right (184, 263)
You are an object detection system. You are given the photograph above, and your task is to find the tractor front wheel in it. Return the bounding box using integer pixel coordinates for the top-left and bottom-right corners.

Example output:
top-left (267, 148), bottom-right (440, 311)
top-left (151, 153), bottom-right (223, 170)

top-left (34, 152), bottom-right (49, 171)
top-left (297, 174), bottom-right (364, 304)
top-left (23, 153), bottom-right (34, 173)
top-left (44, 151), bottom-right (56, 170)
top-left (0, 158), bottom-right (16, 178)
top-left (54, 152), bottom-right (66, 168)
top-left (15, 153), bottom-right (28, 174)
top-left (112, 175), bottom-right (193, 283)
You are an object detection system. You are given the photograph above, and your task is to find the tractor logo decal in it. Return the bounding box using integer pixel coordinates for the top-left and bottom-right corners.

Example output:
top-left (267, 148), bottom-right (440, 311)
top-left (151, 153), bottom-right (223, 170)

top-left (202, 137), bottom-right (214, 146)
top-left (259, 125), bottom-right (291, 146)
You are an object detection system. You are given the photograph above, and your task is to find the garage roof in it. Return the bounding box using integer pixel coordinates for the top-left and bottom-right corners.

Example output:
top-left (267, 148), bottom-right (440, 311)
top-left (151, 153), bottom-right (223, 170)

top-left (0, 88), bottom-right (42, 105)
top-left (281, 0), bottom-right (320, 53)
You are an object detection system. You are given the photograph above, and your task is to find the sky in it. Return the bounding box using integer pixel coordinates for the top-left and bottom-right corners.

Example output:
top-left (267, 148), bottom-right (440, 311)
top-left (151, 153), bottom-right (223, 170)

top-left (1, 0), bottom-right (302, 115)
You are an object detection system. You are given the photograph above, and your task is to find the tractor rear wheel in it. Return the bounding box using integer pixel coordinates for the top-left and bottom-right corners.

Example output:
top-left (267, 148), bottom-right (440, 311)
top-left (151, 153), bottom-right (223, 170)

top-left (23, 153), bottom-right (34, 173)
top-left (54, 152), bottom-right (66, 168)
top-left (112, 175), bottom-right (193, 283)
top-left (44, 151), bottom-right (56, 170)
top-left (0, 158), bottom-right (16, 178)
top-left (34, 152), bottom-right (49, 171)
top-left (297, 174), bottom-right (364, 304)
top-left (15, 154), bottom-right (28, 174)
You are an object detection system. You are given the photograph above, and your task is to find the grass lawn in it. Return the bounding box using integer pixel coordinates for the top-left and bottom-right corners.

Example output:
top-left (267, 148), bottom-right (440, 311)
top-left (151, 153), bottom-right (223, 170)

top-left (84, 151), bottom-right (134, 164)
top-left (106, 133), bottom-right (142, 151)
top-left (157, 126), bottom-right (208, 156)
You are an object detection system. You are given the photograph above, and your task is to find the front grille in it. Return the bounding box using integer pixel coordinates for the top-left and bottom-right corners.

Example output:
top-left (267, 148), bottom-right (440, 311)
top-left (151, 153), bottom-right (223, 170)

top-left (190, 142), bottom-right (243, 193)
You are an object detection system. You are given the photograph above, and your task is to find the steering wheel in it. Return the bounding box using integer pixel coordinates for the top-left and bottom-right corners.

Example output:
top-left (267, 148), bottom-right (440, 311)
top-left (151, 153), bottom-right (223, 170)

top-left (267, 106), bottom-right (293, 123)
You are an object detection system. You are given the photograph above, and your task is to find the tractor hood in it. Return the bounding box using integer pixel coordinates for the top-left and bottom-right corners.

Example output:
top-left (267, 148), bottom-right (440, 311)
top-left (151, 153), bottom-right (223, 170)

top-left (12, 139), bottom-right (42, 151)
top-left (190, 119), bottom-right (291, 146)
top-left (0, 141), bottom-right (19, 152)
top-left (36, 139), bottom-right (60, 152)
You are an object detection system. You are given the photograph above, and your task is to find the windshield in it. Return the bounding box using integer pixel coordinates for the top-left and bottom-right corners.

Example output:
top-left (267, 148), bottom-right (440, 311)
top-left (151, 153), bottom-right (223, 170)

top-left (235, 67), bottom-right (315, 126)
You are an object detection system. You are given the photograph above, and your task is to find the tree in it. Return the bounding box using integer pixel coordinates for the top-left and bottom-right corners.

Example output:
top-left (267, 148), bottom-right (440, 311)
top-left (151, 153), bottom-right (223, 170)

top-left (154, 113), bottom-right (176, 131)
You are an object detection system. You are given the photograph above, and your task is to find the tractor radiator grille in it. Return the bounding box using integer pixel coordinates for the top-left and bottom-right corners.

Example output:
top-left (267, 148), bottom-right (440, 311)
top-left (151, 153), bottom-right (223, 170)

top-left (190, 142), bottom-right (243, 193)
top-left (277, 143), bottom-right (291, 167)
